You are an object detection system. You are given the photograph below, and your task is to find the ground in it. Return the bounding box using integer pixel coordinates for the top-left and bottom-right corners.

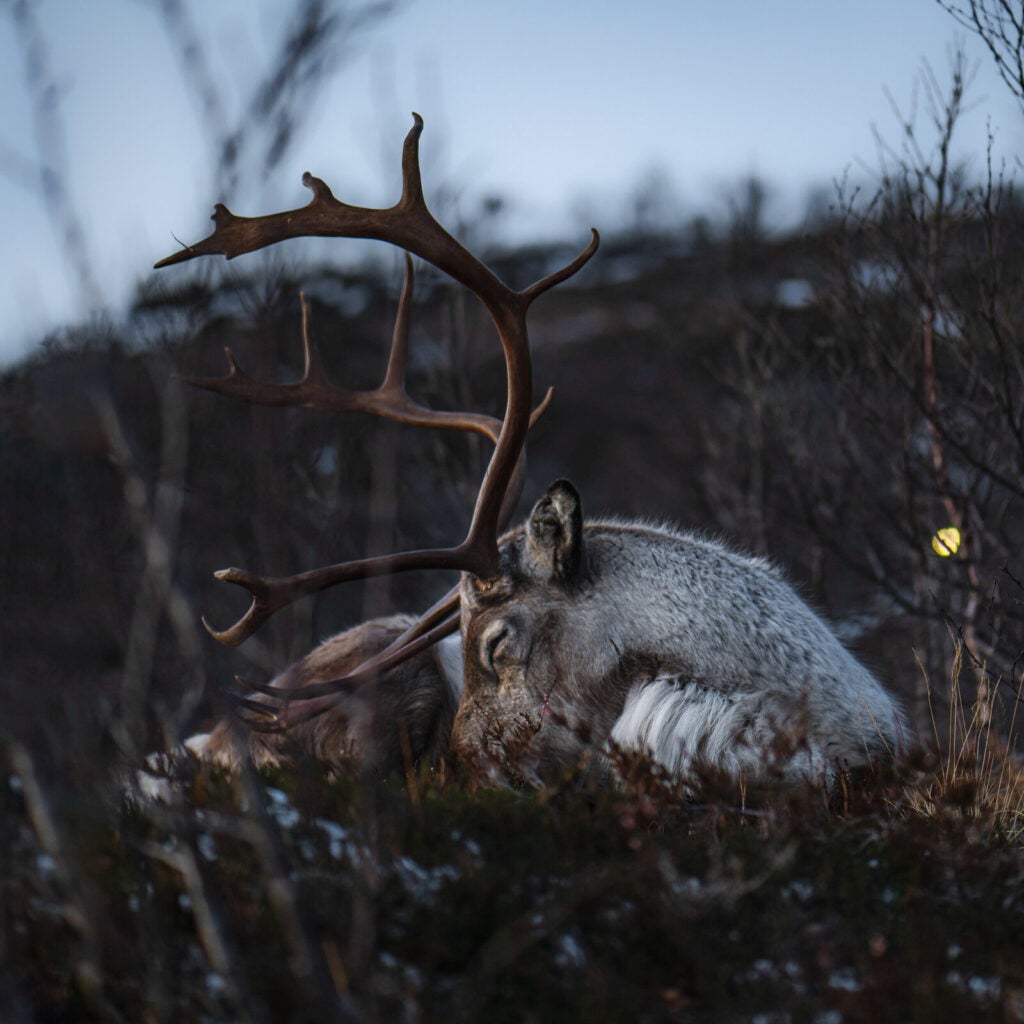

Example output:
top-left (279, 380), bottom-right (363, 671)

top-left (3, 754), bottom-right (1023, 1023)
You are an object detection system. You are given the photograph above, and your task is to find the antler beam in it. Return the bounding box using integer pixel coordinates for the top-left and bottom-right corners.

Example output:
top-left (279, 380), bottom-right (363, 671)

top-left (157, 114), bottom-right (598, 647)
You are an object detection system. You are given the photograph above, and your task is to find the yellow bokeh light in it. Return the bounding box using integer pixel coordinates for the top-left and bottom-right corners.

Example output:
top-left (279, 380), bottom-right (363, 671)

top-left (931, 526), bottom-right (961, 557)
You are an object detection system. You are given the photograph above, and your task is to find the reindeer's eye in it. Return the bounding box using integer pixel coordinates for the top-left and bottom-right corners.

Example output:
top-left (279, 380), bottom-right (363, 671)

top-left (483, 623), bottom-right (512, 674)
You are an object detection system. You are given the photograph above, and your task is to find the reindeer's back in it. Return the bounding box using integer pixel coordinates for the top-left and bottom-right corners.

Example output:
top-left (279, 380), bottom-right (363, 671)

top-left (584, 522), bottom-right (908, 761)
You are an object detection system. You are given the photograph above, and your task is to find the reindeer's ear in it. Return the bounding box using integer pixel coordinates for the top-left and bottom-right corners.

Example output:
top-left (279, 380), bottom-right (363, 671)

top-left (525, 479), bottom-right (584, 584)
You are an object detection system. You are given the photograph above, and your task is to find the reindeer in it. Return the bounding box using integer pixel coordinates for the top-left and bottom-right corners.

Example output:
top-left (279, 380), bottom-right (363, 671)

top-left (454, 480), bottom-right (908, 786)
top-left (153, 115), bottom-right (908, 790)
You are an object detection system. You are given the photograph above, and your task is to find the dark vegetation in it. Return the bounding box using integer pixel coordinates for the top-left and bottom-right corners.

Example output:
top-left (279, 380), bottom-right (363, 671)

top-left (3, 1), bottom-right (1024, 1020)
top-left (5, 759), bottom-right (1024, 1023)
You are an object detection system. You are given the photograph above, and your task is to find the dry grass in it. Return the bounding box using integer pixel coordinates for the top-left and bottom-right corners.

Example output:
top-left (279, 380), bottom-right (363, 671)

top-left (898, 642), bottom-right (1024, 839)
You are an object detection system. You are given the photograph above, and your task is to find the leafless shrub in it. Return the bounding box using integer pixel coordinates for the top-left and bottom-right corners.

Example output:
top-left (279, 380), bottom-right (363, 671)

top-left (156, 0), bottom-right (399, 197)
top-left (733, 54), bottom-right (1024, 726)
top-left (937, 0), bottom-right (1024, 112)
top-left (5, 0), bottom-right (103, 311)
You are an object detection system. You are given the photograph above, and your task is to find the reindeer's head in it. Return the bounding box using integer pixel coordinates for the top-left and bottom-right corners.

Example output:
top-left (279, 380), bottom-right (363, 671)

top-left (452, 480), bottom-right (625, 784)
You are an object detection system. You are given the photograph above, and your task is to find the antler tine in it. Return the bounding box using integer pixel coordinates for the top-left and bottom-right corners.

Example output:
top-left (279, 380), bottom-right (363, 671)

top-left (159, 114), bottom-right (599, 647)
top-left (203, 548), bottom-right (469, 646)
top-left (184, 257), bottom-right (555, 440)
top-left (156, 114), bottom-right (498, 303)
top-left (235, 611), bottom-right (463, 718)
top-left (228, 603), bottom-right (461, 732)
top-left (521, 229), bottom-right (601, 306)
top-left (382, 252), bottom-right (414, 391)
top-left (229, 691), bottom-right (280, 719)
top-left (226, 690), bottom-right (286, 730)
top-left (232, 586), bottom-right (462, 702)
top-left (298, 290), bottom-right (328, 384)
top-left (183, 261), bottom-right (503, 440)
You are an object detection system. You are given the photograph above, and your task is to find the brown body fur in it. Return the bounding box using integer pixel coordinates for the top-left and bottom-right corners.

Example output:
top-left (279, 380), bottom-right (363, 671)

top-left (193, 615), bottom-right (457, 776)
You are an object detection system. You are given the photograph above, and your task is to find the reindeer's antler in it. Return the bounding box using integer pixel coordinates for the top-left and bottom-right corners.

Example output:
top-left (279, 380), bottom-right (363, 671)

top-left (156, 113), bottom-right (598, 718)
top-left (182, 256), bottom-right (552, 646)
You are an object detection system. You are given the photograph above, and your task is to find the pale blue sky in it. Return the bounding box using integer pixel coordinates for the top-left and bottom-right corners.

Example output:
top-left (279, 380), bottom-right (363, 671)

top-left (1, 0), bottom-right (1020, 364)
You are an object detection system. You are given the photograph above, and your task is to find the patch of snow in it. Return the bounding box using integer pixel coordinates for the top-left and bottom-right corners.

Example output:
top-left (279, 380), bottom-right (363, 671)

top-left (946, 971), bottom-right (1002, 1005)
top-left (266, 787), bottom-right (300, 830)
top-left (197, 833), bottom-right (217, 862)
top-left (315, 818), bottom-right (350, 861)
top-left (206, 972), bottom-right (227, 997)
top-left (393, 854), bottom-right (460, 903)
top-left (554, 931), bottom-right (587, 970)
top-left (776, 278), bottom-right (815, 309)
top-left (783, 880), bottom-right (814, 903)
top-left (314, 444), bottom-right (339, 476)
top-left (828, 967), bottom-right (862, 992)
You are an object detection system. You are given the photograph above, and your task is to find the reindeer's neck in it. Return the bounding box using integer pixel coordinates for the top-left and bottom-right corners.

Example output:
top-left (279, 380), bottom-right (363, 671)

top-left (432, 632), bottom-right (465, 702)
